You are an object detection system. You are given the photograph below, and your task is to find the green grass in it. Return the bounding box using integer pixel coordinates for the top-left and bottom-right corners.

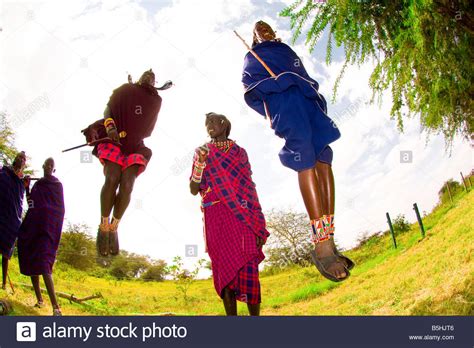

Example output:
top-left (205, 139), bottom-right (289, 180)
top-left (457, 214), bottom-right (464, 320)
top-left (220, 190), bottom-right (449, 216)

top-left (2, 190), bottom-right (473, 316)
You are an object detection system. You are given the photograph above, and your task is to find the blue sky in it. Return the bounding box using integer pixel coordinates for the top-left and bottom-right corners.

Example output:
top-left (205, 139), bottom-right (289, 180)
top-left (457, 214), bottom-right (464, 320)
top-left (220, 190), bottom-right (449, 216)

top-left (1, 0), bottom-right (472, 268)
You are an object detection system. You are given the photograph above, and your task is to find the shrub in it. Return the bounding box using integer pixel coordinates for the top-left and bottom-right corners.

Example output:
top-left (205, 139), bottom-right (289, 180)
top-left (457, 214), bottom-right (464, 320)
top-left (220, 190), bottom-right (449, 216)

top-left (392, 214), bottom-right (410, 234)
top-left (57, 223), bottom-right (96, 271)
top-left (141, 260), bottom-right (168, 282)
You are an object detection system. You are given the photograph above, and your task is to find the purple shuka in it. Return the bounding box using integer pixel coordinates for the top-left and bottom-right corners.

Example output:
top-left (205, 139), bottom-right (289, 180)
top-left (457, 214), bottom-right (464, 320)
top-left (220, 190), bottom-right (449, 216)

top-left (18, 175), bottom-right (65, 276)
top-left (0, 166), bottom-right (25, 258)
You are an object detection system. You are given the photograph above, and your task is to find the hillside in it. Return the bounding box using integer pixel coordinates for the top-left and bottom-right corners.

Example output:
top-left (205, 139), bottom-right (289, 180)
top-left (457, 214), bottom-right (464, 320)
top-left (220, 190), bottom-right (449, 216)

top-left (2, 190), bottom-right (473, 316)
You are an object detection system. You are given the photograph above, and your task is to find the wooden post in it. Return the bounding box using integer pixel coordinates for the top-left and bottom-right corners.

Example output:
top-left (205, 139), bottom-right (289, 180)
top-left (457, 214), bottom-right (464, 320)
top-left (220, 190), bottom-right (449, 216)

top-left (460, 172), bottom-right (468, 191)
top-left (413, 203), bottom-right (425, 238)
top-left (386, 212), bottom-right (397, 249)
top-left (446, 181), bottom-right (454, 205)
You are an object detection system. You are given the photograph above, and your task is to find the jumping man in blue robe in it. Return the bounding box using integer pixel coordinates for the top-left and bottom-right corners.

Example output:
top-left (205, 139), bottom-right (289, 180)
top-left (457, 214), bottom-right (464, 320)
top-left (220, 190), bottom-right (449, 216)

top-left (241, 21), bottom-right (354, 282)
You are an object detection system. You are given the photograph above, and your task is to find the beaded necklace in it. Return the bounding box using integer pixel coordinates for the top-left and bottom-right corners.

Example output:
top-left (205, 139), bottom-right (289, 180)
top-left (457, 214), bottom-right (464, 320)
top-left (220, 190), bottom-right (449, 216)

top-left (212, 139), bottom-right (234, 153)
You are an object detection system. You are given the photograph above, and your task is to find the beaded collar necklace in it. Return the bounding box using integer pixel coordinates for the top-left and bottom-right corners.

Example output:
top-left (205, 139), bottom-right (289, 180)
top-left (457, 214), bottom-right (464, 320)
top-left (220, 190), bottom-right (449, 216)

top-left (211, 139), bottom-right (234, 153)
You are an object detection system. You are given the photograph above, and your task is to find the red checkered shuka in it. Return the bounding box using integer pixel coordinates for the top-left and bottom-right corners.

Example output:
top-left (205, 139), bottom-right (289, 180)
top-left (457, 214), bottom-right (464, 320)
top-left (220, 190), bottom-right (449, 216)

top-left (97, 143), bottom-right (148, 175)
top-left (227, 259), bottom-right (261, 304)
top-left (191, 142), bottom-right (268, 304)
top-left (203, 143), bottom-right (269, 242)
top-left (203, 189), bottom-right (264, 304)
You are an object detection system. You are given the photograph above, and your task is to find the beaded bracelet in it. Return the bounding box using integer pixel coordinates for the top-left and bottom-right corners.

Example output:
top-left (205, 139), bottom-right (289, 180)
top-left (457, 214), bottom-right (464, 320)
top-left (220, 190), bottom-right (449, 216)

top-left (104, 118), bottom-right (115, 128)
top-left (104, 118), bottom-right (117, 133)
top-left (191, 161), bottom-right (206, 183)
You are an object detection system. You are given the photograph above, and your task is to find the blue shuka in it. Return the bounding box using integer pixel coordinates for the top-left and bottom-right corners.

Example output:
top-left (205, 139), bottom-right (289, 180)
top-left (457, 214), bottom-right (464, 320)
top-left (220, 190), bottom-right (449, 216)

top-left (0, 166), bottom-right (25, 258)
top-left (242, 40), bottom-right (341, 171)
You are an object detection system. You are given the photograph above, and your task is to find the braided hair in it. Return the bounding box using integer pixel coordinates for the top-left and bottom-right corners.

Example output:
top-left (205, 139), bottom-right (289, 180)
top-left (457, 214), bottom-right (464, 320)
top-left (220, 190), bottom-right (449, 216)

top-left (252, 20), bottom-right (281, 47)
top-left (205, 112), bottom-right (231, 138)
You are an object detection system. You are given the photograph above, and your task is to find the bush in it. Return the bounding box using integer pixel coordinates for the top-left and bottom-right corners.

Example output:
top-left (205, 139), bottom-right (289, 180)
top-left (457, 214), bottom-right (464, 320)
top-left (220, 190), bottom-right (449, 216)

top-left (392, 214), bottom-right (410, 234)
top-left (141, 260), bottom-right (167, 282)
top-left (57, 223), bottom-right (96, 271)
top-left (438, 179), bottom-right (463, 204)
top-left (108, 252), bottom-right (150, 280)
top-left (167, 256), bottom-right (206, 304)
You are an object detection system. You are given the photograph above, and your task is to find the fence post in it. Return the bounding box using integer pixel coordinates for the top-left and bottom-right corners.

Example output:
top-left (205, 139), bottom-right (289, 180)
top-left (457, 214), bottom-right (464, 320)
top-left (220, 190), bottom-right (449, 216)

top-left (460, 172), bottom-right (468, 192)
top-left (413, 203), bottom-right (426, 238)
top-left (446, 181), bottom-right (454, 205)
top-left (386, 212), bottom-right (397, 249)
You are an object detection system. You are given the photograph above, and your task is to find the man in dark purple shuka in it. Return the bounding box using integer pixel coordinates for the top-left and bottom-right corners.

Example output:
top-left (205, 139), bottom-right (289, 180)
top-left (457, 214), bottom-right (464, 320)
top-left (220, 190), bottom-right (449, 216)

top-left (18, 157), bottom-right (65, 316)
top-left (0, 151), bottom-right (28, 291)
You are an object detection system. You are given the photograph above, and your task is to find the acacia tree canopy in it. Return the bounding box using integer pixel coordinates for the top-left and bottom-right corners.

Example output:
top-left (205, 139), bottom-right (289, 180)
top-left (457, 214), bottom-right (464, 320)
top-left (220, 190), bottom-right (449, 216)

top-left (281, 0), bottom-right (473, 144)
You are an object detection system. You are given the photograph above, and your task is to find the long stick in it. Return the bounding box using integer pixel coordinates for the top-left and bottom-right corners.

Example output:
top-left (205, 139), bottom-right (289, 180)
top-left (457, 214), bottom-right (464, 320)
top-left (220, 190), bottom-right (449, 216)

top-left (233, 30), bottom-right (276, 77)
top-left (62, 133), bottom-right (125, 153)
top-left (16, 282), bottom-right (103, 304)
top-left (234, 30), bottom-right (275, 124)
top-left (62, 137), bottom-right (110, 153)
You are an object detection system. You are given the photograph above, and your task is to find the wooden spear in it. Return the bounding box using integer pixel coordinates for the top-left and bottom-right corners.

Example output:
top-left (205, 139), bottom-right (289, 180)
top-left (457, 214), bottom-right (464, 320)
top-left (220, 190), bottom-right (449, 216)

top-left (233, 30), bottom-right (276, 77)
top-left (62, 131), bottom-right (127, 153)
top-left (233, 30), bottom-right (275, 127)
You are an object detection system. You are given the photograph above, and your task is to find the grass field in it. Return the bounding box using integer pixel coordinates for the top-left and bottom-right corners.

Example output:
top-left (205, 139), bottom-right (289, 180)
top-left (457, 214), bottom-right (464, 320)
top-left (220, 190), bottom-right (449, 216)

top-left (2, 190), bottom-right (473, 316)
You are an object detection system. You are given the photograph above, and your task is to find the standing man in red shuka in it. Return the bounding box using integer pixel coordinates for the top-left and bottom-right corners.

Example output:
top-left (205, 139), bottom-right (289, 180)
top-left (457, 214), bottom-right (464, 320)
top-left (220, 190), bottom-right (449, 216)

top-left (82, 69), bottom-right (162, 256)
top-left (190, 112), bottom-right (269, 316)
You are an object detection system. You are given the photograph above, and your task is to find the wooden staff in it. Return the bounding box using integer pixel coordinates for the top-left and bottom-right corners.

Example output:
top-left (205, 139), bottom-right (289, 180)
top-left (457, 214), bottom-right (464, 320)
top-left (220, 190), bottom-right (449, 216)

top-left (62, 131), bottom-right (127, 153)
top-left (234, 30), bottom-right (275, 125)
top-left (16, 282), bottom-right (103, 304)
top-left (233, 30), bottom-right (276, 77)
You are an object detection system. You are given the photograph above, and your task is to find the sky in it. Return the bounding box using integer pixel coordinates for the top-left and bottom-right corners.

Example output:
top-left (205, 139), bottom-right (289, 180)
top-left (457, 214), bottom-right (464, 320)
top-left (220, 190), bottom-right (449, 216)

top-left (1, 0), bottom-right (472, 269)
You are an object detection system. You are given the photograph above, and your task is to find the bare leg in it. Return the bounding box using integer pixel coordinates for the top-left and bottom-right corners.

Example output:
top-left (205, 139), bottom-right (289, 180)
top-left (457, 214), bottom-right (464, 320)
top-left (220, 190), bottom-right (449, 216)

top-left (100, 161), bottom-right (122, 217)
top-left (298, 168), bottom-right (325, 218)
top-left (1, 256), bottom-right (7, 290)
top-left (31, 276), bottom-right (43, 305)
top-left (42, 274), bottom-right (59, 310)
top-left (222, 287), bottom-right (237, 316)
top-left (98, 161), bottom-right (121, 255)
top-left (298, 168), bottom-right (346, 279)
top-left (247, 303), bottom-right (260, 316)
top-left (112, 165), bottom-right (139, 219)
top-left (315, 161), bottom-right (352, 269)
top-left (315, 161), bottom-right (335, 214)
top-left (107, 165), bottom-right (139, 255)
